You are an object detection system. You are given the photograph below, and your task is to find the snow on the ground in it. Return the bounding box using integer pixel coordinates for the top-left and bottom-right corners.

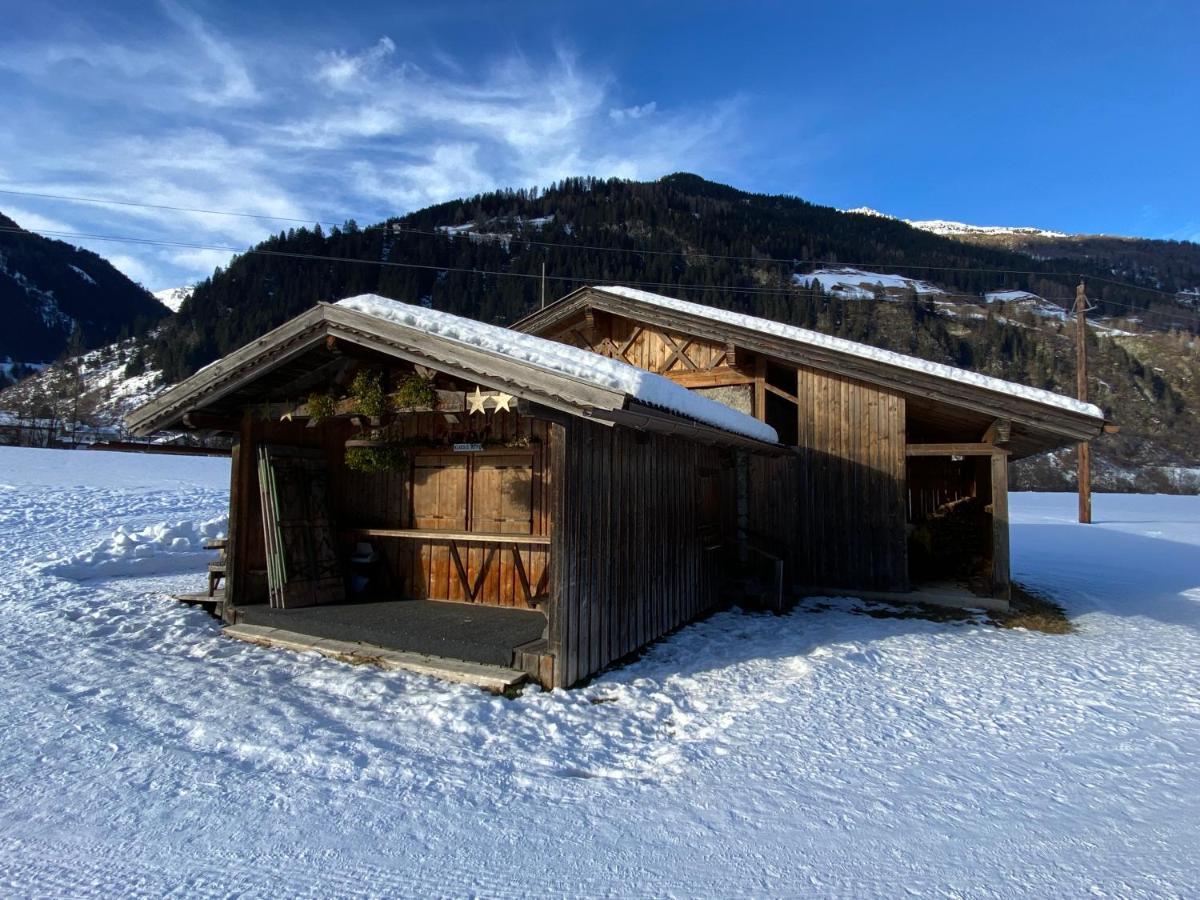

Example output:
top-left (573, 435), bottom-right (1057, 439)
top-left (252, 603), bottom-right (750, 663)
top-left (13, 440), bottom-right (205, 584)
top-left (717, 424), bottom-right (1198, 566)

top-left (793, 266), bottom-right (944, 298)
top-left (338, 294), bottom-right (779, 442)
top-left (597, 285), bottom-right (1103, 418)
top-left (74, 338), bottom-right (166, 422)
top-left (0, 337), bottom-right (166, 435)
top-left (42, 514), bottom-right (226, 581)
top-left (2, 445), bottom-right (1199, 896)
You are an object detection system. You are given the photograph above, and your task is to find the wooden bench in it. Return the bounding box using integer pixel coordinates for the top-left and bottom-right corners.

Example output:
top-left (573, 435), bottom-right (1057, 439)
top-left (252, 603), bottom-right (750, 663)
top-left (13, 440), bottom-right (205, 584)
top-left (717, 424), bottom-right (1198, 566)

top-left (204, 538), bottom-right (228, 597)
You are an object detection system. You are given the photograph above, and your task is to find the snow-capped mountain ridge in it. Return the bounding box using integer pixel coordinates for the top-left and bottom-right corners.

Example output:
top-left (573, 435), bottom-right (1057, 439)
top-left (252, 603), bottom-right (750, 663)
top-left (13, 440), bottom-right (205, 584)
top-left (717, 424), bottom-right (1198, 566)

top-left (843, 206), bottom-right (1068, 239)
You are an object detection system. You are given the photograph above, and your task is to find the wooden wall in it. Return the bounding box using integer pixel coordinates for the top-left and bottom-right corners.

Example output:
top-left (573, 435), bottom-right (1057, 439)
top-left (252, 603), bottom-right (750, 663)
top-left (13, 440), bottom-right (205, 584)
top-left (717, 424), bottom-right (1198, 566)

top-left (790, 365), bottom-right (908, 591)
top-left (547, 313), bottom-right (753, 388)
top-left (548, 419), bottom-right (731, 688)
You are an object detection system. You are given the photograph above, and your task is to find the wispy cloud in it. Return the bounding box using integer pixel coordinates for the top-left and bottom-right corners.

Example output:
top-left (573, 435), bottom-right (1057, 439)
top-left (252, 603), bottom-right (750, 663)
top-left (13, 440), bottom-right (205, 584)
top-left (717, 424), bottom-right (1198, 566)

top-left (609, 101), bottom-right (657, 121)
top-left (0, 10), bottom-right (748, 289)
top-left (315, 36), bottom-right (397, 92)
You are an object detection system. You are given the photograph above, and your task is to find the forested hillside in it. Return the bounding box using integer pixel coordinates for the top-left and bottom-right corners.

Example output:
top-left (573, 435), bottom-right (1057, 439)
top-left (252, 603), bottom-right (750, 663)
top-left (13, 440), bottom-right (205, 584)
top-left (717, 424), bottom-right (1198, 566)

top-left (0, 213), bottom-right (168, 370)
top-left (154, 174), bottom-right (1198, 381)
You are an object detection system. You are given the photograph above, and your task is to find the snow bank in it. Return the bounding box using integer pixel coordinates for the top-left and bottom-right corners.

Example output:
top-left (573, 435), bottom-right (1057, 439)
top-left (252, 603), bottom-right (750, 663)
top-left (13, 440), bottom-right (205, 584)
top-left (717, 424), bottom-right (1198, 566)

top-left (595, 285), bottom-right (1104, 419)
top-left (42, 515), bottom-right (227, 581)
top-left (337, 295), bottom-right (779, 443)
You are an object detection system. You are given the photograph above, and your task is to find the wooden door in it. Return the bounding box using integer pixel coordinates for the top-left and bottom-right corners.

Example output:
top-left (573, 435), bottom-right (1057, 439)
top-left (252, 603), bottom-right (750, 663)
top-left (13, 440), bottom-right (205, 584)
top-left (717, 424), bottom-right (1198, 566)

top-left (258, 445), bottom-right (344, 608)
top-left (470, 453), bottom-right (534, 534)
top-left (412, 454), bottom-right (468, 531)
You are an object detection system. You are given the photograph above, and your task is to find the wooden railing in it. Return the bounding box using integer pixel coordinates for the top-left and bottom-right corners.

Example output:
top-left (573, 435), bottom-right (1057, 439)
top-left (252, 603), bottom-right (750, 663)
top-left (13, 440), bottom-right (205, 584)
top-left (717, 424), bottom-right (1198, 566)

top-left (346, 528), bottom-right (550, 607)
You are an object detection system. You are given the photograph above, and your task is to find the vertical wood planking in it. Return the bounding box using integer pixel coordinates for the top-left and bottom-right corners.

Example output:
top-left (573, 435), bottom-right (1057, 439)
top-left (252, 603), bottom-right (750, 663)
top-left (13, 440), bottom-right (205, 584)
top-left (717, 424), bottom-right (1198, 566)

top-left (553, 419), bottom-right (727, 687)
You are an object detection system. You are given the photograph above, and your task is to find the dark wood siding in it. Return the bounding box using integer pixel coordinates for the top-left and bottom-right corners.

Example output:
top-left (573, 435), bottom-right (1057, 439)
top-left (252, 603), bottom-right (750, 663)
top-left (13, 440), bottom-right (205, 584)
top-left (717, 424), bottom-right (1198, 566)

top-left (549, 419), bottom-right (727, 688)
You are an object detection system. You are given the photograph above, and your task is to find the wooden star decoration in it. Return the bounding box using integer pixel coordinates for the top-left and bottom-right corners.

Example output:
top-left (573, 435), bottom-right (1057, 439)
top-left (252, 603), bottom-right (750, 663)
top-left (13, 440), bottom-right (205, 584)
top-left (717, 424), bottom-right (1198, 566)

top-left (467, 387), bottom-right (489, 415)
top-left (491, 391), bottom-right (515, 413)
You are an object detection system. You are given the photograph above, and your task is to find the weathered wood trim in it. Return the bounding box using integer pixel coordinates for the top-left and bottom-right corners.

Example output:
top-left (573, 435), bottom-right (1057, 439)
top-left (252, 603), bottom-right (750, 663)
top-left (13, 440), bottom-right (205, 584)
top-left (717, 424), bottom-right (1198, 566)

top-left (754, 355), bottom-right (767, 421)
top-left (663, 368), bottom-right (756, 388)
top-left (763, 382), bottom-right (799, 404)
top-left (547, 422), bottom-right (568, 688)
top-left (347, 528), bottom-right (551, 545)
top-left (982, 418), bottom-right (1012, 445)
top-left (906, 443), bottom-right (1011, 456)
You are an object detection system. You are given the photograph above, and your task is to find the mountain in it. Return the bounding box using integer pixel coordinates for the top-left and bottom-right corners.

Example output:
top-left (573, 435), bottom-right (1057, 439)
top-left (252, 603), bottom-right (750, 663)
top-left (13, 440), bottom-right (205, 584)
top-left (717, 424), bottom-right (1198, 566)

top-left (23, 172), bottom-right (1186, 491)
top-left (845, 207), bottom-right (1200, 306)
top-left (845, 207), bottom-right (1069, 239)
top-left (153, 286), bottom-right (194, 313)
top-left (0, 212), bottom-right (170, 368)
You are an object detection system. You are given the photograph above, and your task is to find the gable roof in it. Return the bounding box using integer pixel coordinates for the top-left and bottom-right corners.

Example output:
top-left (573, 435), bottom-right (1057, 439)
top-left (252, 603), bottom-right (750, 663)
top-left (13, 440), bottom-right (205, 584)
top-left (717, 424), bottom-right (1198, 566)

top-left (126, 296), bottom-right (779, 449)
top-left (513, 285), bottom-right (1107, 451)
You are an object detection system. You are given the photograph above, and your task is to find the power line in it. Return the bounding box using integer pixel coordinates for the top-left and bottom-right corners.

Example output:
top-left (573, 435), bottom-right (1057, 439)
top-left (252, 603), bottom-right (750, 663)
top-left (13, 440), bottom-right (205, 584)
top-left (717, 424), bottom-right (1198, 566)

top-left (3, 184), bottom-right (1194, 300)
top-left (0, 221), bottom-right (1193, 329)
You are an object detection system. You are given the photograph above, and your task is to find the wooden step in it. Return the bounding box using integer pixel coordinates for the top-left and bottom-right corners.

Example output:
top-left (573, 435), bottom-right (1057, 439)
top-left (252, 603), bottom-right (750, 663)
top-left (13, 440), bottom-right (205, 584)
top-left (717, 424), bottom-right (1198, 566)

top-left (222, 624), bottom-right (528, 693)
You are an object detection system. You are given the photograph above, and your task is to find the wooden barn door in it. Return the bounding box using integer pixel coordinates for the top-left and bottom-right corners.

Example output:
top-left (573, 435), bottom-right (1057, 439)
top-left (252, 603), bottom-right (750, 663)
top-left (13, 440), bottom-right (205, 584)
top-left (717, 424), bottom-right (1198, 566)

top-left (470, 453), bottom-right (534, 534)
top-left (258, 445), bottom-right (344, 608)
top-left (412, 454), bottom-right (468, 531)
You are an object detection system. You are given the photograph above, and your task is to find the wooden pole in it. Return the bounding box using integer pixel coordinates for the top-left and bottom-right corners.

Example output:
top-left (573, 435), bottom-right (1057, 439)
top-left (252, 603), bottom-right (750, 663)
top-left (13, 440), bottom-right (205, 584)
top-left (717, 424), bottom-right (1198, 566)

top-left (541, 260), bottom-right (546, 309)
top-left (1075, 279), bottom-right (1091, 524)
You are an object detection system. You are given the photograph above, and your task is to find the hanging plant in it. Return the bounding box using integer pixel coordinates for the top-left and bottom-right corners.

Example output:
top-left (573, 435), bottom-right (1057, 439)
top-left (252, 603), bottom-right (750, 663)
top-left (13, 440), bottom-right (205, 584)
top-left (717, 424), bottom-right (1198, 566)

top-left (349, 369), bottom-right (391, 421)
top-left (306, 391), bottom-right (336, 425)
top-left (392, 373), bottom-right (439, 410)
top-left (345, 444), bottom-right (409, 474)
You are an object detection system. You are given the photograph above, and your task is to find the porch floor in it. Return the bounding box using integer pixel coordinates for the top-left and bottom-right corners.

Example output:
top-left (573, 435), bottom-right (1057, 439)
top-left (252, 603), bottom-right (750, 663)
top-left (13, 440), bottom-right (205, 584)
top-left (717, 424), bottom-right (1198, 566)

top-left (235, 599), bottom-right (546, 667)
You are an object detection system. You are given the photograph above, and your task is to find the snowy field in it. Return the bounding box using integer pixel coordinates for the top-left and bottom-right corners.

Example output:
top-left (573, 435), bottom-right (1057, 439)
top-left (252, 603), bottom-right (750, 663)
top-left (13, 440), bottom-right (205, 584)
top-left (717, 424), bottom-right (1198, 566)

top-left (1, 446), bottom-right (1198, 897)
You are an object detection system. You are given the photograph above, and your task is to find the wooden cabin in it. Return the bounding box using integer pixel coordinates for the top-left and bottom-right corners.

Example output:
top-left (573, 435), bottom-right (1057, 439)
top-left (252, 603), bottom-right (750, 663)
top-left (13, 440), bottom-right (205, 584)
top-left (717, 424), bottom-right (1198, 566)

top-left (127, 297), bottom-right (781, 689)
top-left (514, 286), bottom-right (1108, 608)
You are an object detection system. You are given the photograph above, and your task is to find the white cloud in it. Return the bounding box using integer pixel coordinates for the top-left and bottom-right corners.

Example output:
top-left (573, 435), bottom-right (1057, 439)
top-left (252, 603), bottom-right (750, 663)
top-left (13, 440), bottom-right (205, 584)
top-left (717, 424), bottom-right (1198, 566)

top-left (173, 247), bottom-right (235, 271)
top-left (158, 0), bottom-right (259, 106)
top-left (101, 252), bottom-right (158, 288)
top-left (0, 22), bottom-right (749, 288)
top-left (315, 36), bottom-right (397, 92)
top-left (2, 205), bottom-right (76, 234)
top-left (609, 101), bottom-right (657, 121)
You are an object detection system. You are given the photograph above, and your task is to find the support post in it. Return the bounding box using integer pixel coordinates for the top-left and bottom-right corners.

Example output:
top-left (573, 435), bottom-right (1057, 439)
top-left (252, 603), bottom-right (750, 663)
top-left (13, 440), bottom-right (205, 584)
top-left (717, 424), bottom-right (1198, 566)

top-left (223, 411), bottom-right (256, 618)
top-left (990, 449), bottom-right (1011, 604)
top-left (1075, 279), bottom-right (1091, 524)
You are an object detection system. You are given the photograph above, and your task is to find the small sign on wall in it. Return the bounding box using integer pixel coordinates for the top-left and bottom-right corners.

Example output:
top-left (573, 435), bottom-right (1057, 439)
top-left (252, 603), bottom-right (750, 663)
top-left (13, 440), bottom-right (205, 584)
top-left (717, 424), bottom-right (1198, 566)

top-left (453, 442), bottom-right (484, 453)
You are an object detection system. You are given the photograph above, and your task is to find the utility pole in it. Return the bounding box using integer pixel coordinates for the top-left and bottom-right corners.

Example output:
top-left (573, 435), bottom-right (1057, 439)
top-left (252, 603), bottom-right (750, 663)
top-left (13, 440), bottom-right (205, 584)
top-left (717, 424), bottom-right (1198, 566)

top-left (1075, 279), bottom-right (1091, 524)
top-left (540, 260), bottom-right (546, 309)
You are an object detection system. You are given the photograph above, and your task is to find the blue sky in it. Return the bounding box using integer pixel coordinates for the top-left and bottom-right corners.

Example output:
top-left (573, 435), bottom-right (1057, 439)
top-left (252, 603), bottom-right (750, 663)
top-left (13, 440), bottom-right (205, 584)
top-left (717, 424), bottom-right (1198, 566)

top-left (1, 0), bottom-right (1196, 290)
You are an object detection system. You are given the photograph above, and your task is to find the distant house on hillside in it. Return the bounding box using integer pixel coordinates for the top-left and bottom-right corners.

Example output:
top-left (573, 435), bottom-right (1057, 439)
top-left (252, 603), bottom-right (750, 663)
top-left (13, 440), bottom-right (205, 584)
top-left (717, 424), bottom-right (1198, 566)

top-left (128, 288), bottom-right (1104, 690)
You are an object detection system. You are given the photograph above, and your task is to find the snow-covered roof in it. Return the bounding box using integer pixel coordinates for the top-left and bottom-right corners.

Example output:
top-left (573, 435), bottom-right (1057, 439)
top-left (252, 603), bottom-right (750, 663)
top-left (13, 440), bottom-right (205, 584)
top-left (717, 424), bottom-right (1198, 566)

top-left (592, 286), bottom-right (1104, 419)
top-left (336, 295), bottom-right (779, 443)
